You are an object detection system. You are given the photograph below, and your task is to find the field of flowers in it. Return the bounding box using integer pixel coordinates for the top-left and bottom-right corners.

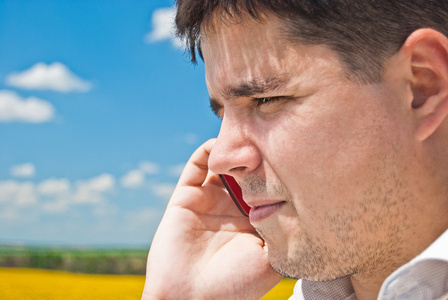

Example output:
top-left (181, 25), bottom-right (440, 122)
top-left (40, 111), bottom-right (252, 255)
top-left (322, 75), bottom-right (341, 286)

top-left (0, 267), bottom-right (296, 299)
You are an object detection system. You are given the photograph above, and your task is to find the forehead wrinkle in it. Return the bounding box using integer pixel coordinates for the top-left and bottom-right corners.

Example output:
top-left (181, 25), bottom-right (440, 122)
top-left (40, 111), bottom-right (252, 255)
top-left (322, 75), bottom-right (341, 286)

top-left (223, 77), bottom-right (287, 100)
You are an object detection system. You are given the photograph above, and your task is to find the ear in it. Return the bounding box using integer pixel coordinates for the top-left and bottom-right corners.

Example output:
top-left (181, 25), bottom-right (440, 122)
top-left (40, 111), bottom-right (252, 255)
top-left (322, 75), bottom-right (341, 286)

top-left (401, 29), bottom-right (448, 141)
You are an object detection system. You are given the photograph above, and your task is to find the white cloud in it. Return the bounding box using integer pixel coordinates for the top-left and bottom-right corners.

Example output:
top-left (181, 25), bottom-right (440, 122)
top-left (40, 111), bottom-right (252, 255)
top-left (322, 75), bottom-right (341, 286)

top-left (78, 173), bottom-right (115, 193)
top-left (10, 163), bottom-right (36, 178)
top-left (145, 6), bottom-right (185, 48)
top-left (0, 90), bottom-right (55, 123)
top-left (0, 173), bottom-right (118, 219)
top-left (121, 169), bottom-right (145, 189)
top-left (150, 182), bottom-right (176, 200)
top-left (6, 62), bottom-right (92, 93)
top-left (37, 178), bottom-right (71, 195)
top-left (139, 161), bottom-right (160, 175)
top-left (0, 181), bottom-right (19, 204)
top-left (0, 181), bottom-right (37, 206)
top-left (37, 178), bottom-right (72, 213)
top-left (168, 163), bottom-right (185, 178)
top-left (74, 173), bottom-right (115, 204)
top-left (121, 161), bottom-right (160, 189)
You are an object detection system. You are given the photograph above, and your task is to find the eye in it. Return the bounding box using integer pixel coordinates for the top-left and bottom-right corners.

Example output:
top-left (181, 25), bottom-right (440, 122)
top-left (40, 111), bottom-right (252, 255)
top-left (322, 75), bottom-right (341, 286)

top-left (210, 98), bottom-right (224, 119)
top-left (261, 97), bottom-right (271, 104)
top-left (253, 96), bottom-right (288, 115)
top-left (256, 97), bottom-right (282, 106)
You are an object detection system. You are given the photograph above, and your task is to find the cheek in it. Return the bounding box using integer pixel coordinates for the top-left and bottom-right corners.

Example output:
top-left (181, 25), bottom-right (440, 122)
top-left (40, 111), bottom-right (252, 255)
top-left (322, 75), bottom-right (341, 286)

top-left (261, 107), bottom-right (395, 250)
top-left (265, 97), bottom-right (396, 212)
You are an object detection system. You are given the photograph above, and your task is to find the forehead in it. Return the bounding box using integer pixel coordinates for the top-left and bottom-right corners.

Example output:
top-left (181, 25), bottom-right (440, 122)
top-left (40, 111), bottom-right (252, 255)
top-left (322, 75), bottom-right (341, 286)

top-left (200, 15), bottom-right (343, 98)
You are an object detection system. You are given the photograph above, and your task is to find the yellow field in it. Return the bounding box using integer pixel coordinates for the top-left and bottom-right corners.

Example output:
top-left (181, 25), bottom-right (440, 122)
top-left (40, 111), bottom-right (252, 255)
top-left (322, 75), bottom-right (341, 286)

top-left (0, 267), bottom-right (296, 299)
top-left (262, 277), bottom-right (297, 299)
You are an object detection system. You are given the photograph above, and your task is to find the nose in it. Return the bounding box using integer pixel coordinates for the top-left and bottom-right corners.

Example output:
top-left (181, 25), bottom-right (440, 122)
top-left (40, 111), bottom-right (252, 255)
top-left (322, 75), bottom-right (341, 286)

top-left (208, 115), bottom-right (262, 177)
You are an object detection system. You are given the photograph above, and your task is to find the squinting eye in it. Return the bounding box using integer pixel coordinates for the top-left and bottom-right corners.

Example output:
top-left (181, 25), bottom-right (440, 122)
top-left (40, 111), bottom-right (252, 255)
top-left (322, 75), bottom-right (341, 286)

top-left (256, 97), bottom-right (281, 106)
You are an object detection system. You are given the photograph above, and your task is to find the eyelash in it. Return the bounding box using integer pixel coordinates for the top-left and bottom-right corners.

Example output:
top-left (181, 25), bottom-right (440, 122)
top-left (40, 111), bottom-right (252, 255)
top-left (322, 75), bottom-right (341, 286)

top-left (255, 97), bottom-right (282, 106)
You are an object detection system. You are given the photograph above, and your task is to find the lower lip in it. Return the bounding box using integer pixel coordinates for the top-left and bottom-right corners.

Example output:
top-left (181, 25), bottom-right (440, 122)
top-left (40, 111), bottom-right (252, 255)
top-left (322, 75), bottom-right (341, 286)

top-left (249, 202), bottom-right (285, 224)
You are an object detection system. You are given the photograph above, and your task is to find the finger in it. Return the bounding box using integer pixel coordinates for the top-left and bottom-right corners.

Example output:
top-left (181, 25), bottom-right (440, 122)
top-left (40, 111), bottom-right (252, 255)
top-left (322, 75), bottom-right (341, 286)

top-left (177, 138), bottom-right (216, 187)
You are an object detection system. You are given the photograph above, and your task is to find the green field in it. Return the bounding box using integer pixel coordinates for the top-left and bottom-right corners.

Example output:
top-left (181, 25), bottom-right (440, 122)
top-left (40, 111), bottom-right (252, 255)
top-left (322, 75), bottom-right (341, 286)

top-left (0, 245), bottom-right (147, 275)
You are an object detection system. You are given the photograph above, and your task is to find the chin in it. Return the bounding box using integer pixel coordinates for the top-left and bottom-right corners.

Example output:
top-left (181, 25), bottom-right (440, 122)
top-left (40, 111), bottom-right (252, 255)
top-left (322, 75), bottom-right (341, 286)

top-left (267, 245), bottom-right (352, 282)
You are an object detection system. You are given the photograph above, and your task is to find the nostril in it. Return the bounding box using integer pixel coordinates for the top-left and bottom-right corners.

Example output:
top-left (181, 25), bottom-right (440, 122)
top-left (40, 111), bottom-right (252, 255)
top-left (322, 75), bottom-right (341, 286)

top-left (229, 166), bottom-right (247, 173)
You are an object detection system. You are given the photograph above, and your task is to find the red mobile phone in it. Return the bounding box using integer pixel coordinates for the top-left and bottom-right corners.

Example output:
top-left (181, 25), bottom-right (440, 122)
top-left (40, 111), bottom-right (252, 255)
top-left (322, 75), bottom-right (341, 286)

top-left (220, 174), bottom-right (251, 217)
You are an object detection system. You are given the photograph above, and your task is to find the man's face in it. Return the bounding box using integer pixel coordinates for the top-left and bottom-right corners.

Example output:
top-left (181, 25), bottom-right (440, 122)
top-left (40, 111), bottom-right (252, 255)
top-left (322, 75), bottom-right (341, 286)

top-left (204, 15), bottom-right (415, 280)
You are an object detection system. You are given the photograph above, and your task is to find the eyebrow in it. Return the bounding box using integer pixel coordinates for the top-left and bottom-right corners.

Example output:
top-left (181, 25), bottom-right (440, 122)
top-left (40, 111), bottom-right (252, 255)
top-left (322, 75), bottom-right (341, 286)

top-left (209, 77), bottom-right (286, 116)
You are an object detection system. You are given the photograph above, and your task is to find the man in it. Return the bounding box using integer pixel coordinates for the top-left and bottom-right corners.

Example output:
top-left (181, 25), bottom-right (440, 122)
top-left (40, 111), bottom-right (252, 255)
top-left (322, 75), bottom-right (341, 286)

top-left (143, 1), bottom-right (448, 299)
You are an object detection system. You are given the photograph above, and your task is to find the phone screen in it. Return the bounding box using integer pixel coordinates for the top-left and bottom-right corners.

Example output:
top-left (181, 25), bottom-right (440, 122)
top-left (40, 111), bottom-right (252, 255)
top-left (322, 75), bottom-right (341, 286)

top-left (220, 174), bottom-right (251, 217)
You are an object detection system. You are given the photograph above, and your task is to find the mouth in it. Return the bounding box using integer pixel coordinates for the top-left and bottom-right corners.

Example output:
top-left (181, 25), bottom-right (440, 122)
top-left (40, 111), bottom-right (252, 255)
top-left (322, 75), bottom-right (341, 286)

top-left (249, 201), bottom-right (286, 224)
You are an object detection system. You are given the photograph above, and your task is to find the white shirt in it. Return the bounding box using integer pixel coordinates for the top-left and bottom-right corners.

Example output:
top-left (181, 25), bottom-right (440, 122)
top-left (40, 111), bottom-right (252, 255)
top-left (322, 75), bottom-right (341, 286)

top-left (289, 229), bottom-right (448, 300)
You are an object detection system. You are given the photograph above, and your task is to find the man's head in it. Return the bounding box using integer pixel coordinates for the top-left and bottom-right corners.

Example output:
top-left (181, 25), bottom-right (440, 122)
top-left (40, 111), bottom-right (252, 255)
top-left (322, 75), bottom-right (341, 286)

top-left (175, 0), bottom-right (448, 286)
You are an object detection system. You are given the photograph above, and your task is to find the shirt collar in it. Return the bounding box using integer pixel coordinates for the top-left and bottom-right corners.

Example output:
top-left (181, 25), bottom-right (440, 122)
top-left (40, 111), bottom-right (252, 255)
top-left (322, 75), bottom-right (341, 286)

top-left (378, 228), bottom-right (448, 299)
top-left (293, 276), bottom-right (356, 300)
top-left (414, 228), bottom-right (448, 262)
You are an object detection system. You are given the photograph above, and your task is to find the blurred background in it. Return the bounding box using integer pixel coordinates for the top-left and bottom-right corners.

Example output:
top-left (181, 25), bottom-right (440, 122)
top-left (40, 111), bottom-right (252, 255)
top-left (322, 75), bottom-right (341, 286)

top-left (0, 0), bottom-right (220, 268)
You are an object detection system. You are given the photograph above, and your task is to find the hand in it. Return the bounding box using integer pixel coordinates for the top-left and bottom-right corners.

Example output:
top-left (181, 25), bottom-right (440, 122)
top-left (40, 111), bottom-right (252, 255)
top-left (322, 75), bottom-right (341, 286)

top-left (142, 139), bottom-right (283, 300)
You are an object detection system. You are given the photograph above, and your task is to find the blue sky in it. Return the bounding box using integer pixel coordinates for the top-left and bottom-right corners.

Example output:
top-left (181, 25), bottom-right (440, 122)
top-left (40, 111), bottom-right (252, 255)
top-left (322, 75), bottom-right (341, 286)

top-left (0, 0), bottom-right (220, 247)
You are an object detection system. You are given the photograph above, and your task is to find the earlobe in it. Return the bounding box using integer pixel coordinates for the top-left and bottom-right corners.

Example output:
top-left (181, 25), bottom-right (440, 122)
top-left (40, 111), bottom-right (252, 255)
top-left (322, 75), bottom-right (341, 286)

top-left (404, 29), bottom-right (448, 141)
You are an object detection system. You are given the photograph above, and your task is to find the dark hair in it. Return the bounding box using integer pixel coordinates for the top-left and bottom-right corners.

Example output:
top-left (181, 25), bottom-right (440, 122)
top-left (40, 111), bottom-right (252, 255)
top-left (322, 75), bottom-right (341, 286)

top-left (175, 0), bottom-right (448, 83)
